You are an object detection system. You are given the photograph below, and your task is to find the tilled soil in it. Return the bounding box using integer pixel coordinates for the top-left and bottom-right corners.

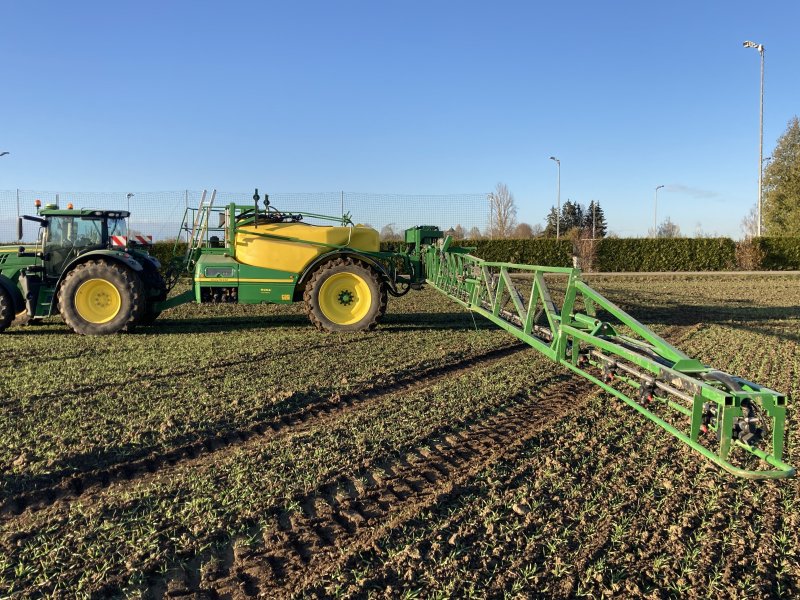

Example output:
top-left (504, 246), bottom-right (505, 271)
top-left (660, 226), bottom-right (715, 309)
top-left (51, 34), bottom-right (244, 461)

top-left (161, 379), bottom-right (595, 599)
top-left (1, 343), bottom-right (527, 520)
top-left (2, 278), bottom-right (798, 599)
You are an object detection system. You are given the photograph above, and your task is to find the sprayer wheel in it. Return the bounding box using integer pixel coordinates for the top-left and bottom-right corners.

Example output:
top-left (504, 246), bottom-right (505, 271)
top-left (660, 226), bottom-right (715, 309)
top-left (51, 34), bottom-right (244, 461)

top-left (304, 257), bottom-right (387, 332)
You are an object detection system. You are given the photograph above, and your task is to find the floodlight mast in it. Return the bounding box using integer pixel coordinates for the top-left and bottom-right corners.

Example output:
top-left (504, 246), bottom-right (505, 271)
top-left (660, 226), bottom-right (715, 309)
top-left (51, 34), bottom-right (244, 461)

top-left (743, 40), bottom-right (765, 236)
top-left (549, 156), bottom-right (561, 239)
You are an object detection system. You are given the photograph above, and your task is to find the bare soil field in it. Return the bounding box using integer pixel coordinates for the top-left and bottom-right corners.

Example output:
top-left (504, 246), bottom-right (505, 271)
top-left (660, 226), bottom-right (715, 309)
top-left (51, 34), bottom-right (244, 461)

top-left (1, 273), bottom-right (798, 599)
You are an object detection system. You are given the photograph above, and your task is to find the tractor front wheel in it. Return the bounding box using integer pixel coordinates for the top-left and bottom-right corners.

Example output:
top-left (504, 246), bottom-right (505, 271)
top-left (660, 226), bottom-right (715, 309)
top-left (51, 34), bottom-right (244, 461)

top-left (0, 287), bottom-right (13, 333)
top-left (58, 260), bottom-right (144, 335)
top-left (304, 257), bottom-right (387, 332)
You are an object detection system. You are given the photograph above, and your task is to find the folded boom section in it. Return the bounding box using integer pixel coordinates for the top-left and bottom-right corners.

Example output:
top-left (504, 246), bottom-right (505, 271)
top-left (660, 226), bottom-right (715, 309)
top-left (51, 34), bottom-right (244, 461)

top-left (423, 240), bottom-right (794, 480)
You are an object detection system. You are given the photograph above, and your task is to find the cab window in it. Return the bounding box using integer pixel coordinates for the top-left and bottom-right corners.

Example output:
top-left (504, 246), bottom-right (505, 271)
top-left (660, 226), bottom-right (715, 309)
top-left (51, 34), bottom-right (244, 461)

top-left (46, 216), bottom-right (103, 248)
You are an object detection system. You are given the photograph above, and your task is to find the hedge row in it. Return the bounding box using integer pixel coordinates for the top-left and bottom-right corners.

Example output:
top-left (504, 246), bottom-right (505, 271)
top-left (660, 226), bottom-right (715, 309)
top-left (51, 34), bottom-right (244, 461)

top-left (751, 237), bottom-right (800, 270)
top-left (147, 236), bottom-right (800, 272)
top-left (593, 238), bottom-right (737, 272)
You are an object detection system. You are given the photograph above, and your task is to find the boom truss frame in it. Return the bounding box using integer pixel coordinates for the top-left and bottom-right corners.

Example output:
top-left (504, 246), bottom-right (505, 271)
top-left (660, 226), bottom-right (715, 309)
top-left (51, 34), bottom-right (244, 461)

top-left (424, 240), bottom-right (794, 480)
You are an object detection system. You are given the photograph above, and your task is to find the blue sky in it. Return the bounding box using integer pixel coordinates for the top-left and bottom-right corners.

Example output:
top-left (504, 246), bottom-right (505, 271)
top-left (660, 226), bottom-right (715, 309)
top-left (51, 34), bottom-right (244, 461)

top-left (1, 1), bottom-right (798, 238)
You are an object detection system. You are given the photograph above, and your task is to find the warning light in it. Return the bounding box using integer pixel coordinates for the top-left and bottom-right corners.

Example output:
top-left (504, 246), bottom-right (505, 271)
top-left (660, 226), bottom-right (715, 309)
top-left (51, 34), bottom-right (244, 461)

top-left (34, 199), bottom-right (41, 208)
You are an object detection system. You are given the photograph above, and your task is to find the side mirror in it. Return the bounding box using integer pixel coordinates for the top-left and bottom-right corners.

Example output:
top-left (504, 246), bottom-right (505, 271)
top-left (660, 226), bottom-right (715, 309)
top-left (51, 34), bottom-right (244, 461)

top-left (17, 217), bottom-right (23, 241)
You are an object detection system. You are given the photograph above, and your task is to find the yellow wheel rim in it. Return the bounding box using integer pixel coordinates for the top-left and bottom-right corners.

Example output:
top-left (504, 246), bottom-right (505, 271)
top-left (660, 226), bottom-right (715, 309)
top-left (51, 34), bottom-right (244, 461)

top-left (74, 279), bottom-right (122, 324)
top-left (319, 272), bottom-right (372, 325)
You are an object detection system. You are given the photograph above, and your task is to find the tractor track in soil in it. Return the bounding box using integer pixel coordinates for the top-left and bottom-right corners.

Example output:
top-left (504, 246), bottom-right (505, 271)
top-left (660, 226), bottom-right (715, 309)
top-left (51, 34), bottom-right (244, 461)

top-left (0, 342), bottom-right (528, 521)
top-left (133, 378), bottom-right (598, 600)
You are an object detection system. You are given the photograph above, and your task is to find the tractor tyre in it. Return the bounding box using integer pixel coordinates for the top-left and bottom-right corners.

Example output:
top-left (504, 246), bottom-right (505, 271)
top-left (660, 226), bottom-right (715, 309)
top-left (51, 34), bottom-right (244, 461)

top-left (0, 287), bottom-right (13, 333)
top-left (304, 257), bottom-right (387, 332)
top-left (139, 266), bottom-right (167, 325)
top-left (58, 260), bottom-right (144, 335)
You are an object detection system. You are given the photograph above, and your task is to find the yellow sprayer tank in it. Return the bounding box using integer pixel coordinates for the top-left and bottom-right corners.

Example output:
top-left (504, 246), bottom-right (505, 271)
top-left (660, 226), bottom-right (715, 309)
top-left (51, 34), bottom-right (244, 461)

top-left (234, 222), bottom-right (380, 273)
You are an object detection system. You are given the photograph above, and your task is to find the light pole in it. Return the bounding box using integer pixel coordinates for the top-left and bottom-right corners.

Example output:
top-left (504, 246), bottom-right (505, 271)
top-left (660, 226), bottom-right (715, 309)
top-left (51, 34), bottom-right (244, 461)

top-left (127, 193), bottom-right (134, 234)
top-left (743, 40), bottom-right (765, 236)
top-left (654, 185), bottom-right (664, 237)
top-left (549, 156), bottom-right (561, 239)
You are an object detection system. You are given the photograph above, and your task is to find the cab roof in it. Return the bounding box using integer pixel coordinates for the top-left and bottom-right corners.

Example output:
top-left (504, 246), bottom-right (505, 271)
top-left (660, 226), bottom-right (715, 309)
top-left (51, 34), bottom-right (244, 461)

top-left (39, 208), bottom-right (130, 218)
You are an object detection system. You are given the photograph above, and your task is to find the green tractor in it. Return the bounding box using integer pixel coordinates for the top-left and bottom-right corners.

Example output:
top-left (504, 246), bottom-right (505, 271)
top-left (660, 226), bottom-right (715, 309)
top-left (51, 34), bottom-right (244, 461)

top-left (0, 202), bottom-right (166, 334)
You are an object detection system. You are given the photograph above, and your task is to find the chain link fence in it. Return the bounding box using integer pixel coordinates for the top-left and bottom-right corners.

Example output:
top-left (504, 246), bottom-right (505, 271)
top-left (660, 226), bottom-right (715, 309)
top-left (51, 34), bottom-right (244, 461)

top-left (0, 189), bottom-right (490, 243)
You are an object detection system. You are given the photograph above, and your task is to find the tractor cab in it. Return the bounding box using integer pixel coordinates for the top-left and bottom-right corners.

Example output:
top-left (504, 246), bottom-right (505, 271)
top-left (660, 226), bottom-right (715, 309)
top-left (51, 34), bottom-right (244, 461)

top-left (5, 204), bottom-right (164, 333)
top-left (22, 207), bottom-right (131, 278)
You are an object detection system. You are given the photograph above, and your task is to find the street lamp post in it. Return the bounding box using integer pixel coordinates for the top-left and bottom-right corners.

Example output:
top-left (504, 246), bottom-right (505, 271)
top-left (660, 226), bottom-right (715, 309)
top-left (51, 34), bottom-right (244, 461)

top-left (127, 193), bottom-right (134, 234)
top-left (654, 185), bottom-right (664, 237)
top-left (743, 40), bottom-right (765, 236)
top-left (549, 156), bottom-right (561, 239)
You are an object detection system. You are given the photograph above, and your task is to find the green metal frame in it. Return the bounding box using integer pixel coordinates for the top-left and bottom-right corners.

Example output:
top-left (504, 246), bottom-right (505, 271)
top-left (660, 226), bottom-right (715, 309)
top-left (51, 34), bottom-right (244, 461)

top-left (424, 239), bottom-right (794, 480)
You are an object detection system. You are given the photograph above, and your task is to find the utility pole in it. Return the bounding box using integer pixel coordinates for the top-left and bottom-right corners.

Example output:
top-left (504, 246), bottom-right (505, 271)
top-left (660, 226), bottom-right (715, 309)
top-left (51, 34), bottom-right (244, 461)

top-left (654, 185), bottom-right (664, 237)
top-left (743, 40), bottom-right (765, 236)
top-left (549, 156), bottom-right (561, 239)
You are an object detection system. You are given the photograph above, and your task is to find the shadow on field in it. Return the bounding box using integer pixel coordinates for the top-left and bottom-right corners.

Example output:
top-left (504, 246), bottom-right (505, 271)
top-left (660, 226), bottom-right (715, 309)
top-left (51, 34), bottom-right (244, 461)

top-left (146, 313), bottom-right (311, 333)
top-left (380, 311), bottom-right (498, 331)
top-left (143, 312), bottom-right (495, 334)
top-left (726, 321), bottom-right (800, 344)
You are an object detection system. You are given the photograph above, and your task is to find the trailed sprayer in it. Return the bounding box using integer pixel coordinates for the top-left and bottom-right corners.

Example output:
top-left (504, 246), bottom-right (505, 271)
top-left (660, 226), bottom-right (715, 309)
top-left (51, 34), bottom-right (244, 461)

top-left (0, 190), bottom-right (793, 480)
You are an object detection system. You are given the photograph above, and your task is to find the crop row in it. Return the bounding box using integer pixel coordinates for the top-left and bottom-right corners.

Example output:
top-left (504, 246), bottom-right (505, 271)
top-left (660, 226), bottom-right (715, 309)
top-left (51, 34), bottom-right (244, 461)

top-left (0, 347), bottom-right (569, 596)
top-left (0, 289), bottom-right (514, 496)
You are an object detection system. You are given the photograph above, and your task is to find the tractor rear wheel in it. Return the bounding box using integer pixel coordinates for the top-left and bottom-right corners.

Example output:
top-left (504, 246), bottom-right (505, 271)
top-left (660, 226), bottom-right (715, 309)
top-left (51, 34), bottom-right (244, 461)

top-left (0, 287), bottom-right (13, 333)
top-left (58, 260), bottom-right (144, 335)
top-left (139, 266), bottom-right (167, 325)
top-left (304, 257), bottom-right (387, 332)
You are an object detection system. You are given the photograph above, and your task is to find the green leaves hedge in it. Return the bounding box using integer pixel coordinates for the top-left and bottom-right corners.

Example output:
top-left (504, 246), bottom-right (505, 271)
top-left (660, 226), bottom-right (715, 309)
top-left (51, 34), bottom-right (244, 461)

top-left (751, 237), bottom-right (800, 270)
top-left (594, 238), bottom-right (737, 272)
top-left (459, 239), bottom-right (573, 267)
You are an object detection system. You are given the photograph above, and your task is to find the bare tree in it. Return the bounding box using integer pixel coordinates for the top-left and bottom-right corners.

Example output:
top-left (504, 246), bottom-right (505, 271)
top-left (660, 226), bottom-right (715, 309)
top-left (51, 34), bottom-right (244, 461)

top-left (467, 226), bottom-right (482, 240)
top-left (741, 203), bottom-right (758, 239)
top-left (486, 182), bottom-right (518, 238)
top-left (513, 222), bottom-right (535, 238)
top-left (379, 223), bottom-right (402, 241)
top-left (654, 217), bottom-right (682, 238)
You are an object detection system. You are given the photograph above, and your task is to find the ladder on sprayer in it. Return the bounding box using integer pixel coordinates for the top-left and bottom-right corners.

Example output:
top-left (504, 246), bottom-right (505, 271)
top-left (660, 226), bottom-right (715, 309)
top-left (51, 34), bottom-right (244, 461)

top-left (185, 189), bottom-right (217, 265)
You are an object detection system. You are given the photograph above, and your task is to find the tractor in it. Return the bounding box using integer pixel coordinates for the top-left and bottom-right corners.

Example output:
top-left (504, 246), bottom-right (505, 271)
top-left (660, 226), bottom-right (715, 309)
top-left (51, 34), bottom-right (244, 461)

top-left (0, 201), bottom-right (166, 334)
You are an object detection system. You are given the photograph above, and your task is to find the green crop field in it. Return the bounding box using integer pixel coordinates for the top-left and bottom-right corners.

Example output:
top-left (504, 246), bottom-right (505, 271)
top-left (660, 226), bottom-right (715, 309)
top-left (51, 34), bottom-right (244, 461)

top-left (1, 274), bottom-right (798, 599)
